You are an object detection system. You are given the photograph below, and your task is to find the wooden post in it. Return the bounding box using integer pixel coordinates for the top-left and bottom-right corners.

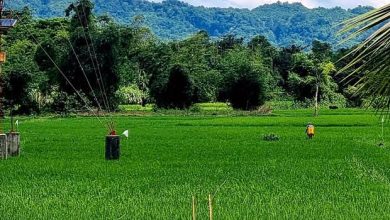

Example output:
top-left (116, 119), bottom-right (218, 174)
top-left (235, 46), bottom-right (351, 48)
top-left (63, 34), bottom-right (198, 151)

top-left (192, 196), bottom-right (196, 220)
top-left (0, 63), bottom-right (3, 133)
top-left (208, 194), bottom-right (213, 220)
top-left (314, 83), bottom-right (319, 117)
top-left (6, 132), bottom-right (19, 156)
top-left (0, 133), bottom-right (7, 159)
top-left (105, 135), bottom-right (120, 160)
top-left (380, 117), bottom-right (385, 146)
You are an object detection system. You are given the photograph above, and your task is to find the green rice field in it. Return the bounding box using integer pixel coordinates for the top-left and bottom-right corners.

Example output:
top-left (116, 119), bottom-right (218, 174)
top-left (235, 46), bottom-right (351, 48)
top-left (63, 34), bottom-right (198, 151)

top-left (0, 108), bottom-right (389, 219)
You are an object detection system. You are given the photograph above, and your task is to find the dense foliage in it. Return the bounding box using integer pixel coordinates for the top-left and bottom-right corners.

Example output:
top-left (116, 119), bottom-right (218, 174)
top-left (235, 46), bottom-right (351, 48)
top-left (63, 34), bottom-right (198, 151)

top-left (152, 65), bottom-right (194, 109)
top-left (1, 1), bottom-right (366, 114)
top-left (218, 49), bottom-right (267, 110)
top-left (7, 0), bottom-right (372, 47)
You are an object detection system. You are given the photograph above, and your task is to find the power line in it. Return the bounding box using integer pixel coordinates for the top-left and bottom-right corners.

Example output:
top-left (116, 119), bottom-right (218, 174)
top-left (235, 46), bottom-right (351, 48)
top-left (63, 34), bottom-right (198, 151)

top-left (13, 12), bottom-right (113, 131)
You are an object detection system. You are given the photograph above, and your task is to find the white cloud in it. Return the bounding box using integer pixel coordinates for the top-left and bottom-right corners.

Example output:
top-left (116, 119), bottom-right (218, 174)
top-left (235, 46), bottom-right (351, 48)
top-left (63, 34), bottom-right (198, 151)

top-left (149, 0), bottom-right (390, 9)
top-left (296, 0), bottom-right (390, 9)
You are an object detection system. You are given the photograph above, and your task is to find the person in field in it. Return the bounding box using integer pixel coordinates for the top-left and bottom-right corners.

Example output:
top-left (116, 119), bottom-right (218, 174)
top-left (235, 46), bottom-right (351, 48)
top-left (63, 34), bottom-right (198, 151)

top-left (306, 123), bottom-right (315, 139)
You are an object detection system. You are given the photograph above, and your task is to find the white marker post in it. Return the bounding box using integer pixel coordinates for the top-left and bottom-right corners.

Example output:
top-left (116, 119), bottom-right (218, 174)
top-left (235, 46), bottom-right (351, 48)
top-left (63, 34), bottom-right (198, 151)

top-left (381, 117), bottom-right (385, 145)
top-left (122, 130), bottom-right (129, 139)
top-left (122, 130), bottom-right (129, 156)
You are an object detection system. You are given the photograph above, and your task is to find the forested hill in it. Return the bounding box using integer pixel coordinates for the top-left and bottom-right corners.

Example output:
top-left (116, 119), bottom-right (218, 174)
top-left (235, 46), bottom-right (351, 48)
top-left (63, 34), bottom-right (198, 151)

top-left (7, 0), bottom-right (372, 46)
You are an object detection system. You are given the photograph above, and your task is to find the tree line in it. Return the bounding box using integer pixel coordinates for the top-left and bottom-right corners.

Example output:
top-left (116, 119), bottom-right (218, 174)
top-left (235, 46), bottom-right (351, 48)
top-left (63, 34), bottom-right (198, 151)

top-left (8, 0), bottom-right (372, 47)
top-left (2, 0), bottom-right (365, 115)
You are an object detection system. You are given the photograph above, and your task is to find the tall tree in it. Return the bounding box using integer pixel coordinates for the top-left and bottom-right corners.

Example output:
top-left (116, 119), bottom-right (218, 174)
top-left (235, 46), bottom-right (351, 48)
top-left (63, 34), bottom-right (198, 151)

top-left (274, 45), bottom-right (302, 85)
top-left (61, 0), bottom-right (120, 111)
top-left (219, 49), bottom-right (267, 110)
top-left (311, 40), bottom-right (332, 62)
top-left (152, 65), bottom-right (194, 109)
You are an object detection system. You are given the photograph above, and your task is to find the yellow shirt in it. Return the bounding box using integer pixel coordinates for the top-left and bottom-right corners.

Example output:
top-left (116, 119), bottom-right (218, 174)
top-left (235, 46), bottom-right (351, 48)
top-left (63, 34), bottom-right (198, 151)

top-left (307, 125), bottom-right (315, 135)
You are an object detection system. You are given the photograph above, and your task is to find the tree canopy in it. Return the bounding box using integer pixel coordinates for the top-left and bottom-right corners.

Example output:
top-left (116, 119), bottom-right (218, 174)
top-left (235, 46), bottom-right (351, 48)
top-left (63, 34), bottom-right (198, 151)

top-left (0, 1), bottom-right (370, 114)
top-left (7, 1), bottom-right (373, 47)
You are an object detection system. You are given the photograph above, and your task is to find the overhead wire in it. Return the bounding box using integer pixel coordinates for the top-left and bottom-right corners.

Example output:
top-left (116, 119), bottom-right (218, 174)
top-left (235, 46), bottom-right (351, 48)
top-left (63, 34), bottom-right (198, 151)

top-left (74, 2), bottom-right (110, 112)
top-left (79, 0), bottom-right (116, 130)
top-left (58, 20), bottom-right (104, 113)
top-left (80, 0), bottom-right (111, 111)
top-left (74, 1), bottom-right (116, 132)
top-left (12, 11), bottom-right (113, 132)
top-left (9, 2), bottom-right (118, 133)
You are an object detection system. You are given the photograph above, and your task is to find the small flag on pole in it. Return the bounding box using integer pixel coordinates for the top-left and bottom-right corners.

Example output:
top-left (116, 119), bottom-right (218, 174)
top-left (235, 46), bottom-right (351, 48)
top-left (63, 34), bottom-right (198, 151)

top-left (122, 130), bottom-right (129, 138)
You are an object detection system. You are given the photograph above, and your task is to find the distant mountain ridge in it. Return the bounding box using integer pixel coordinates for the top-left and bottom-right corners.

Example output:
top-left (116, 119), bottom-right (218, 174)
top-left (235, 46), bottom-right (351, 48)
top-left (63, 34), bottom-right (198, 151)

top-left (7, 0), bottom-right (372, 47)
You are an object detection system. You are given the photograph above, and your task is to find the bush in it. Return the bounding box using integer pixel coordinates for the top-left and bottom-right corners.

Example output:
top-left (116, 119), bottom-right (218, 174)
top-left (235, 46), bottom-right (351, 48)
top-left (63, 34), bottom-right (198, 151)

top-left (222, 64), bottom-right (266, 110)
top-left (230, 72), bottom-right (265, 110)
top-left (343, 86), bottom-right (363, 107)
top-left (3, 70), bottom-right (37, 115)
top-left (321, 92), bottom-right (347, 108)
top-left (189, 104), bottom-right (202, 113)
top-left (51, 91), bottom-right (91, 115)
top-left (29, 88), bottom-right (57, 113)
top-left (154, 65), bottom-right (194, 109)
top-left (116, 85), bottom-right (148, 105)
top-left (218, 49), bottom-right (268, 110)
top-left (263, 133), bottom-right (280, 141)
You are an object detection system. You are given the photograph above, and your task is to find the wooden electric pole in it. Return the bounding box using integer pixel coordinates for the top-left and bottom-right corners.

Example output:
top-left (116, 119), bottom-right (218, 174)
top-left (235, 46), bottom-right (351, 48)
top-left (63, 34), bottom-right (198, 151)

top-left (0, 0), bottom-right (4, 133)
top-left (0, 0), bottom-right (17, 132)
top-left (0, 0), bottom-right (18, 159)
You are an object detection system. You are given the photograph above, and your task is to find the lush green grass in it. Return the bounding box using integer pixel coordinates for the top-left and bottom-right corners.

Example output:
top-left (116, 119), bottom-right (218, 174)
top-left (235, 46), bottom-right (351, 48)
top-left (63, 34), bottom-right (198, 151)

top-left (118, 102), bottom-right (234, 115)
top-left (0, 109), bottom-right (389, 219)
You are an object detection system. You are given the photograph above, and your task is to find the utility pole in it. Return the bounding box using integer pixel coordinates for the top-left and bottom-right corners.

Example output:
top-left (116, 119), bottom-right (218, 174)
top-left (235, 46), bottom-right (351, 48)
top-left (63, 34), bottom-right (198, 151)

top-left (0, 0), bottom-right (4, 133)
top-left (0, 0), bottom-right (18, 159)
top-left (314, 77), bottom-right (319, 117)
top-left (0, 0), bottom-right (17, 133)
top-left (313, 66), bottom-right (320, 117)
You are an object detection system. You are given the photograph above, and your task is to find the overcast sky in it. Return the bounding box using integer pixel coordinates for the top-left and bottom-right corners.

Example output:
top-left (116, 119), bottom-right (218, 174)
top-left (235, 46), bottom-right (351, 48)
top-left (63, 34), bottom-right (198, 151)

top-left (150, 0), bottom-right (390, 9)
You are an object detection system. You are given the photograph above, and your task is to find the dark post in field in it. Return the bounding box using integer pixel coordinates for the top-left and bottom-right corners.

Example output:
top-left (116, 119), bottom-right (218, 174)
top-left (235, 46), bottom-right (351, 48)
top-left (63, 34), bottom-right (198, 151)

top-left (6, 132), bottom-right (19, 156)
top-left (105, 135), bottom-right (120, 160)
top-left (0, 133), bottom-right (7, 159)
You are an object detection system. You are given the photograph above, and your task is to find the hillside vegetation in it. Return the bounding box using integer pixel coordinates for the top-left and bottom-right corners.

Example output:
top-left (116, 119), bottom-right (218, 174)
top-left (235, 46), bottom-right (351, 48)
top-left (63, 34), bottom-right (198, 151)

top-left (7, 0), bottom-right (372, 46)
top-left (2, 0), bottom-right (369, 115)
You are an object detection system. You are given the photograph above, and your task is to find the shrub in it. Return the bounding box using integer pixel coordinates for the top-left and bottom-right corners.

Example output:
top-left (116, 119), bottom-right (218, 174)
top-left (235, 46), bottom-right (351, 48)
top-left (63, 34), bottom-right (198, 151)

top-left (222, 64), bottom-right (266, 110)
top-left (218, 49), bottom-right (268, 110)
top-left (263, 133), bottom-right (280, 141)
top-left (343, 86), bottom-right (363, 107)
top-left (3, 70), bottom-right (37, 115)
top-left (51, 91), bottom-right (91, 115)
top-left (230, 72), bottom-right (265, 110)
top-left (189, 104), bottom-right (202, 113)
top-left (321, 92), bottom-right (347, 108)
top-left (257, 105), bottom-right (273, 114)
top-left (116, 85), bottom-right (148, 105)
top-left (154, 65), bottom-right (194, 109)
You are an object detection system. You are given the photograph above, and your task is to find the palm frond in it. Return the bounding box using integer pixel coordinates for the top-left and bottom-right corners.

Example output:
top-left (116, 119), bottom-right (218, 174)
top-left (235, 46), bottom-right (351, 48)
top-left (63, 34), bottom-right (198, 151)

top-left (339, 4), bottom-right (390, 113)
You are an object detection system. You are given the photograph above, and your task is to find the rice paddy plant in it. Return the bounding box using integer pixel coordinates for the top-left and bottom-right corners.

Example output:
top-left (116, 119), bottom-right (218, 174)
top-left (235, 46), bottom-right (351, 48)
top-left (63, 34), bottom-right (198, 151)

top-left (0, 109), bottom-right (389, 219)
